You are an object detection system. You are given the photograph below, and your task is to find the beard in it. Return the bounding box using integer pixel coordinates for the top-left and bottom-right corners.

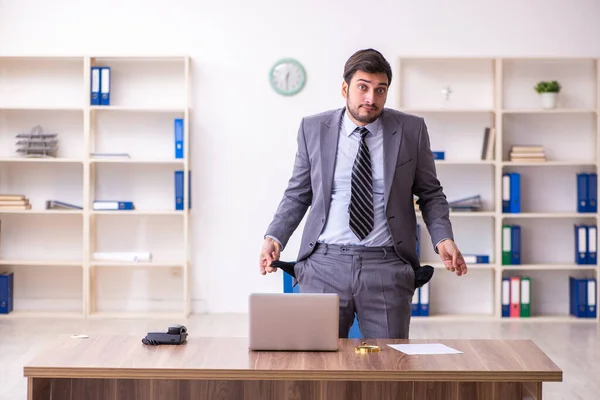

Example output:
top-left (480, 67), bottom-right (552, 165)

top-left (347, 101), bottom-right (382, 124)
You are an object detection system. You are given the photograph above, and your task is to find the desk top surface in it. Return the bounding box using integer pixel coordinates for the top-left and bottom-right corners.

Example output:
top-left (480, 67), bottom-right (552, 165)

top-left (23, 335), bottom-right (562, 382)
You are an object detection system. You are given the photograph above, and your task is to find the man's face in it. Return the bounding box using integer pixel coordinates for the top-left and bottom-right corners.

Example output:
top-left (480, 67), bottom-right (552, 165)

top-left (342, 70), bottom-right (389, 125)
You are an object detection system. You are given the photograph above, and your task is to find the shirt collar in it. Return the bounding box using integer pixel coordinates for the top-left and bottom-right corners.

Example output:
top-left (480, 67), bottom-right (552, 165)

top-left (342, 109), bottom-right (381, 137)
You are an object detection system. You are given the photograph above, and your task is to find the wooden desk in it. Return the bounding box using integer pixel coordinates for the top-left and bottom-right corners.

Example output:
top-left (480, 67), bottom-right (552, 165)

top-left (24, 335), bottom-right (562, 400)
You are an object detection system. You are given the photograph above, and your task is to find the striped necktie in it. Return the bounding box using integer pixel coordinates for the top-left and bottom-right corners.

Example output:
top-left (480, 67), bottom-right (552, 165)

top-left (349, 126), bottom-right (373, 240)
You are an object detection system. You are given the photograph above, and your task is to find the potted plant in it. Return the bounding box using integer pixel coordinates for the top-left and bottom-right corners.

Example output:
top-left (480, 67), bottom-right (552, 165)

top-left (534, 80), bottom-right (561, 109)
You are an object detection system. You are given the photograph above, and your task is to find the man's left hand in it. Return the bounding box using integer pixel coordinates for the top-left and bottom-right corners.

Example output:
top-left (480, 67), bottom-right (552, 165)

top-left (437, 239), bottom-right (467, 276)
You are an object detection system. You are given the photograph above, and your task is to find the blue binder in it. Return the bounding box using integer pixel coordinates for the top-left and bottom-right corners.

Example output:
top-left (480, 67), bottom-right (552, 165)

top-left (575, 224), bottom-right (588, 265)
top-left (100, 66), bottom-right (111, 105)
top-left (90, 67), bottom-right (101, 105)
top-left (589, 173), bottom-right (597, 212)
top-left (511, 225), bottom-right (521, 265)
top-left (569, 276), bottom-right (588, 318)
top-left (509, 172), bottom-right (520, 213)
top-left (175, 170), bottom-right (184, 210)
top-left (0, 272), bottom-right (14, 314)
top-left (501, 277), bottom-right (510, 317)
top-left (577, 173), bottom-right (589, 212)
top-left (174, 118), bottom-right (184, 159)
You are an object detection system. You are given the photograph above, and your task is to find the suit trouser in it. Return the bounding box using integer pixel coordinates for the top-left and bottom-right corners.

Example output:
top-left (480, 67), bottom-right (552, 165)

top-left (295, 243), bottom-right (415, 339)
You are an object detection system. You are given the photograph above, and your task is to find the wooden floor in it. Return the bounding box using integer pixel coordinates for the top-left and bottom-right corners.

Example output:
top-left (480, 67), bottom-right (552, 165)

top-left (1, 314), bottom-right (598, 400)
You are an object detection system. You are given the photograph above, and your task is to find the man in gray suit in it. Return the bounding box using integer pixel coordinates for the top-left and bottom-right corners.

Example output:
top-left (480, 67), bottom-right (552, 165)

top-left (260, 48), bottom-right (468, 339)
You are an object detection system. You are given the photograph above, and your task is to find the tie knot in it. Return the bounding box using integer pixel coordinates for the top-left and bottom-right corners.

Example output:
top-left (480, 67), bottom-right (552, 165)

top-left (356, 126), bottom-right (370, 138)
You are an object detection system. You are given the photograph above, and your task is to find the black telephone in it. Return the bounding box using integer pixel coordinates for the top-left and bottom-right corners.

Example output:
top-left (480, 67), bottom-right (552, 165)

top-left (142, 324), bottom-right (188, 345)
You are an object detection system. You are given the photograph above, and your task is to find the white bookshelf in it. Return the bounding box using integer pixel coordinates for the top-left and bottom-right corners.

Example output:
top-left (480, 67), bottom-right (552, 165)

top-left (0, 55), bottom-right (192, 319)
top-left (399, 57), bottom-right (599, 322)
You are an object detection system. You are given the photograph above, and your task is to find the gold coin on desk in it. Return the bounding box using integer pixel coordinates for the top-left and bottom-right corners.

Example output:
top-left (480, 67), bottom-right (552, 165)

top-left (355, 342), bottom-right (380, 354)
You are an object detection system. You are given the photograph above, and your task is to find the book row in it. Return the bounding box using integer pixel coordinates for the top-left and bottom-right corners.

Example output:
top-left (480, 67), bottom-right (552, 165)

top-left (503, 172), bottom-right (598, 213)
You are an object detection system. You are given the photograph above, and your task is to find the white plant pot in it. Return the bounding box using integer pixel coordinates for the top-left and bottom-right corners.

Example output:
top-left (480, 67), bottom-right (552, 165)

top-left (540, 92), bottom-right (557, 109)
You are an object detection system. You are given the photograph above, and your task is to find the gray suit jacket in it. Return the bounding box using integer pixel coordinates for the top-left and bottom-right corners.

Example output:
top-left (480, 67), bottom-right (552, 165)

top-left (265, 107), bottom-right (454, 270)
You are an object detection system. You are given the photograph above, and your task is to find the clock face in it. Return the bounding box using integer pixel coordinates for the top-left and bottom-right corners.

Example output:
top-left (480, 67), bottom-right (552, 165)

top-left (269, 58), bottom-right (306, 96)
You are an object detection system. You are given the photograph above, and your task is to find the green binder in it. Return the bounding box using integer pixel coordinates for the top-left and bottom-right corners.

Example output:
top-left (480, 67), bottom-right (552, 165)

top-left (520, 276), bottom-right (531, 317)
top-left (502, 225), bottom-right (512, 265)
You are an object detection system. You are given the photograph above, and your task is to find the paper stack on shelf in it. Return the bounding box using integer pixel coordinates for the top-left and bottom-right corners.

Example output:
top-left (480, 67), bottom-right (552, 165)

top-left (509, 145), bottom-right (546, 162)
top-left (0, 194), bottom-right (31, 210)
top-left (448, 194), bottom-right (482, 212)
top-left (15, 125), bottom-right (58, 158)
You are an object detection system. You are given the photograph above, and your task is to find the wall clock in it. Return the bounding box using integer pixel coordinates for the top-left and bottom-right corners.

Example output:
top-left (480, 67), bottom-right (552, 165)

top-left (269, 58), bottom-right (306, 96)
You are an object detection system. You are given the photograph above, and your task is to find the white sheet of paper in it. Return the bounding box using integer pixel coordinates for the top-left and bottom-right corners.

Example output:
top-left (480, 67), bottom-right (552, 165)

top-left (387, 343), bottom-right (463, 355)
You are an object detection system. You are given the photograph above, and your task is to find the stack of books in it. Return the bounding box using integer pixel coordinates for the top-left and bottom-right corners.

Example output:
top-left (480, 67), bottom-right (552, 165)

top-left (448, 194), bottom-right (482, 212)
top-left (0, 194), bottom-right (31, 210)
top-left (509, 145), bottom-right (546, 162)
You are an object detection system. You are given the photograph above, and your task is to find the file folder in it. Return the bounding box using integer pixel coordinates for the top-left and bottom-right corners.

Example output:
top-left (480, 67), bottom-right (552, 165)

top-left (411, 288), bottom-right (420, 316)
top-left (419, 282), bottom-right (429, 316)
top-left (501, 277), bottom-right (510, 317)
top-left (0, 271), bottom-right (14, 314)
top-left (100, 66), bottom-right (111, 105)
top-left (90, 67), bottom-right (101, 105)
top-left (509, 172), bottom-right (520, 213)
top-left (588, 225), bottom-right (597, 265)
top-left (589, 173), bottom-right (597, 212)
top-left (92, 201), bottom-right (134, 210)
top-left (520, 277), bottom-right (531, 317)
top-left (587, 278), bottom-right (597, 318)
top-left (511, 225), bottom-right (521, 265)
top-left (575, 224), bottom-right (588, 264)
top-left (577, 173), bottom-right (589, 212)
top-left (510, 276), bottom-right (520, 318)
top-left (502, 225), bottom-right (512, 265)
top-left (174, 118), bottom-right (184, 159)
top-left (502, 174), bottom-right (510, 213)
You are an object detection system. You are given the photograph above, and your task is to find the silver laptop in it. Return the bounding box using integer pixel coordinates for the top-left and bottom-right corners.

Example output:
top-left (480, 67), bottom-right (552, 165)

top-left (248, 293), bottom-right (339, 351)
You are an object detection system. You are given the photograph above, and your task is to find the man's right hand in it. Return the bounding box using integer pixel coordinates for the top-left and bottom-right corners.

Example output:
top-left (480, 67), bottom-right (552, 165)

top-left (259, 237), bottom-right (281, 275)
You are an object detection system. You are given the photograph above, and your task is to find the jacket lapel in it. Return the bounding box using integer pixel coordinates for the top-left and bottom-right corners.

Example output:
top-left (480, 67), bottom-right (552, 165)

top-left (382, 110), bottom-right (403, 207)
top-left (320, 108), bottom-right (344, 214)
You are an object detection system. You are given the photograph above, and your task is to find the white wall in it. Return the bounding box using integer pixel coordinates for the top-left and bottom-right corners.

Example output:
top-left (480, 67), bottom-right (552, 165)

top-left (1, 0), bottom-right (600, 313)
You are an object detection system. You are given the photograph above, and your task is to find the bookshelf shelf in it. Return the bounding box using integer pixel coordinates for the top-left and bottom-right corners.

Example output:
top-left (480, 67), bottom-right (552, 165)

top-left (0, 55), bottom-right (192, 318)
top-left (399, 56), bottom-right (599, 323)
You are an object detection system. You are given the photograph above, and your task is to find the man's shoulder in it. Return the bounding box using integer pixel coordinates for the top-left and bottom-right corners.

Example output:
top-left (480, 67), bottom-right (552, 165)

top-left (301, 108), bottom-right (343, 125)
top-left (382, 108), bottom-right (424, 125)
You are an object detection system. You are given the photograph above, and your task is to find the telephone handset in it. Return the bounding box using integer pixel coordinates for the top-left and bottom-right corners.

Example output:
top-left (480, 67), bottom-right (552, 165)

top-left (142, 324), bottom-right (188, 345)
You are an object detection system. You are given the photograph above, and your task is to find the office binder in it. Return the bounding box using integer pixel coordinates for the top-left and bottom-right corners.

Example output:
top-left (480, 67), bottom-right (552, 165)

top-left (501, 277), bottom-right (510, 317)
top-left (462, 254), bottom-right (490, 264)
top-left (432, 151), bottom-right (444, 160)
top-left (502, 225), bottom-right (512, 265)
top-left (502, 174), bottom-right (510, 213)
top-left (509, 172), bottom-right (520, 213)
top-left (100, 66), bottom-right (111, 105)
top-left (587, 278), bottom-right (597, 318)
top-left (175, 170), bottom-right (184, 210)
top-left (411, 288), bottom-right (420, 316)
top-left (577, 173), bottom-right (589, 212)
top-left (419, 282), bottom-right (429, 316)
top-left (0, 271), bottom-right (14, 314)
top-left (589, 173), bottom-right (597, 212)
top-left (588, 225), bottom-right (597, 265)
top-left (92, 201), bottom-right (134, 210)
top-left (511, 225), bottom-right (521, 265)
top-left (510, 276), bottom-right (520, 317)
top-left (575, 224), bottom-right (588, 264)
top-left (520, 277), bottom-right (531, 317)
top-left (570, 277), bottom-right (588, 318)
top-left (174, 118), bottom-right (184, 159)
top-left (90, 67), bottom-right (101, 105)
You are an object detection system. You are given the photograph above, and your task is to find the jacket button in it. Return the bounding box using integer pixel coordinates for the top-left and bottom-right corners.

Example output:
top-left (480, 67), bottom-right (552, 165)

top-left (321, 218), bottom-right (325, 223)
top-left (309, 242), bottom-right (314, 247)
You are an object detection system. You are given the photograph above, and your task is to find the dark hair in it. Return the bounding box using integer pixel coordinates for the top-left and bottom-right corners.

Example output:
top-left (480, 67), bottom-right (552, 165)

top-left (343, 48), bottom-right (392, 85)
